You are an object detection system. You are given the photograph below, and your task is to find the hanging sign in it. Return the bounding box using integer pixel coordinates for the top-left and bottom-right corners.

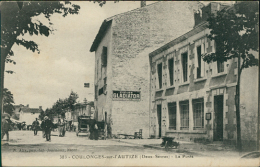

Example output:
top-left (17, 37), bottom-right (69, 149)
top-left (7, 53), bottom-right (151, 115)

top-left (113, 91), bottom-right (141, 101)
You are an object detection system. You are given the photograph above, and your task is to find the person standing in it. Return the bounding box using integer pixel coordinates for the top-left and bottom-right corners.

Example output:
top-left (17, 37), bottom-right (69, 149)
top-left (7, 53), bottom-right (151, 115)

top-left (1, 116), bottom-right (10, 141)
top-left (43, 116), bottom-right (53, 141)
top-left (57, 118), bottom-right (64, 137)
top-left (94, 123), bottom-right (99, 140)
top-left (32, 118), bottom-right (40, 136)
top-left (41, 118), bottom-right (46, 138)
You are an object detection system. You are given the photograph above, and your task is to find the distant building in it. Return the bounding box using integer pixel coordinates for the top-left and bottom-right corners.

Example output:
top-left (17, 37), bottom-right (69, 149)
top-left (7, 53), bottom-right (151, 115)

top-left (90, 1), bottom-right (203, 138)
top-left (14, 104), bottom-right (43, 125)
top-left (149, 2), bottom-right (258, 149)
top-left (65, 103), bottom-right (94, 127)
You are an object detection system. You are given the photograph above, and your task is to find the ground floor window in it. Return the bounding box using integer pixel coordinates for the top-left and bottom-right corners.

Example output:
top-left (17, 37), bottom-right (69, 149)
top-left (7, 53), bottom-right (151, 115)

top-left (168, 102), bottom-right (176, 130)
top-left (193, 98), bottom-right (204, 129)
top-left (180, 100), bottom-right (189, 130)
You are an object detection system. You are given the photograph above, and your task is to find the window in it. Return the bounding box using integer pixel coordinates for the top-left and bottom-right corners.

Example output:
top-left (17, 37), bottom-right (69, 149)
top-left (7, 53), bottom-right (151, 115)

top-left (180, 101), bottom-right (189, 129)
top-left (157, 63), bottom-right (162, 89)
top-left (217, 61), bottom-right (224, 73)
top-left (168, 58), bottom-right (174, 86)
top-left (197, 46), bottom-right (202, 78)
top-left (168, 102), bottom-right (176, 130)
top-left (181, 52), bottom-right (188, 82)
top-left (101, 46), bottom-right (107, 67)
top-left (95, 85), bottom-right (98, 100)
top-left (97, 59), bottom-right (99, 79)
top-left (193, 98), bottom-right (204, 128)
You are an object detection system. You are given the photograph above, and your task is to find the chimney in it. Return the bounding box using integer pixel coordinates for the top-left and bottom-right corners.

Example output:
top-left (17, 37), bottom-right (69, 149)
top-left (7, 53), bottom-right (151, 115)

top-left (27, 104), bottom-right (29, 107)
top-left (39, 106), bottom-right (42, 110)
top-left (141, 1), bottom-right (146, 8)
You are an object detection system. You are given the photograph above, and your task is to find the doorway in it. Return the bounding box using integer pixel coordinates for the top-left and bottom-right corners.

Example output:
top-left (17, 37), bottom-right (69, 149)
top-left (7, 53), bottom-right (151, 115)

top-left (157, 105), bottom-right (162, 138)
top-left (214, 95), bottom-right (224, 141)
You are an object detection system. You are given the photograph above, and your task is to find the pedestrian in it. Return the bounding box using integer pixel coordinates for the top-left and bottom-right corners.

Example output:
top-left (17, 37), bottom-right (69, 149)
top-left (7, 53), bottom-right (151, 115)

top-left (94, 123), bottom-right (99, 140)
top-left (57, 118), bottom-right (64, 137)
top-left (1, 116), bottom-right (11, 141)
top-left (32, 118), bottom-right (40, 136)
top-left (43, 116), bottom-right (53, 141)
top-left (41, 119), bottom-right (46, 138)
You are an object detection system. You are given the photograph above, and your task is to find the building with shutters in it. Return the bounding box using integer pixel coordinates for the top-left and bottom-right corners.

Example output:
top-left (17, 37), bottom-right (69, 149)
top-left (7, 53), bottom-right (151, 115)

top-left (149, 2), bottom-right (258, 148)
top-left (90, 1), bottom-right (203, 138)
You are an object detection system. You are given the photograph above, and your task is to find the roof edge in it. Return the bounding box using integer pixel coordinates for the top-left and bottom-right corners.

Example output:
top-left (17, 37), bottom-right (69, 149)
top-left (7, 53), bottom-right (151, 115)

top-left (149, 21), bottom-right (209, 58)
top-left (90, 19), bottom-right (112, 52)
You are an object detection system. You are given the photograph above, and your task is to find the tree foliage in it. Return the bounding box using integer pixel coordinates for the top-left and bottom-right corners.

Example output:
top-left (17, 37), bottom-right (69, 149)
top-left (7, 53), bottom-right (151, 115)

top-left (0, 1), bottom-right (81, 116)
top-left (3, 88), bottom-right (15, 116)
top-left (202, 2), bottom-right (259, 72)
top-left (39, 91), bottom-right (79, 120)
top-left (1, 1), bottom-right (80, 66)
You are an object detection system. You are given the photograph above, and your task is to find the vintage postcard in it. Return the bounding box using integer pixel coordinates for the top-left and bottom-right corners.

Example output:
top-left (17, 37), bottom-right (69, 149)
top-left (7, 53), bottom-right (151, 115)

top-left (1, 1), bottom-right (259, 166)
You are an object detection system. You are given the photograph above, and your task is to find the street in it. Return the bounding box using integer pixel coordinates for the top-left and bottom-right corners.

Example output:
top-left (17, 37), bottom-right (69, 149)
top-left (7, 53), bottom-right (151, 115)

top-left (2, 130), bottom-right (192, 166)
top-left (2, 130), bottom-right (258, 166)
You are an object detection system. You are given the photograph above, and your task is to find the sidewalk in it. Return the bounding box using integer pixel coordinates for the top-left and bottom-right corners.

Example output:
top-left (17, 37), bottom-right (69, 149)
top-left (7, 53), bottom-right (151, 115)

top-left (111, 138), bottom-right (246, 158)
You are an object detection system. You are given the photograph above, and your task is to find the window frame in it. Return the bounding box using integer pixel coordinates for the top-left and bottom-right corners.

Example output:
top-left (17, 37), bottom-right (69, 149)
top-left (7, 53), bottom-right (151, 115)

top-left (157, 63), bottom-right (163, 89)
top-left (181, 52), bottom-right (188, 83)
top-left (168, 102), bottom-right (177, 130)
top-left (192, 98), bottom-right (204, 129)
top-left (168, 58), bottom-right (174, 86)
top-left (180, 100), bottom-right (189, 130)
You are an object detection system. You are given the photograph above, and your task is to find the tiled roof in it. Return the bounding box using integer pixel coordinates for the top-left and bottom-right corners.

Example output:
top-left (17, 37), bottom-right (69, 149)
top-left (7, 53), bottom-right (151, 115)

top-left (20, 108), bottom-right (42, 113)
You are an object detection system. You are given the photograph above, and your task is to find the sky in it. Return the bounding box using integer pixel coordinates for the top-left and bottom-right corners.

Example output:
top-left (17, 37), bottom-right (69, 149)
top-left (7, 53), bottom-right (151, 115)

top-left (4, 1), bottom-right (159, 110)
top-left (4, 1), bottom-right (234, 110)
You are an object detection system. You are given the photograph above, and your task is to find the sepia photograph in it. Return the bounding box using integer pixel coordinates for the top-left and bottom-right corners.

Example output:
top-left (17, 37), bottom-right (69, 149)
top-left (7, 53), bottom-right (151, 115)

top-left (1, 1), bottom-right (259, 166)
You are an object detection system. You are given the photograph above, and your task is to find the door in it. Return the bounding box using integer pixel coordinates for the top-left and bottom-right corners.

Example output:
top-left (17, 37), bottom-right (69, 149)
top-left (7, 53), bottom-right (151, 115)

top-left (157, 105), bottom-right (162, 138)
top-left (214, 95), bottom-right (223, 141)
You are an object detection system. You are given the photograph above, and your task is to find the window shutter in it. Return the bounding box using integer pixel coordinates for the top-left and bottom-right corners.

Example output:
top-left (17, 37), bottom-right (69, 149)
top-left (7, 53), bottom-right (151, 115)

top-left (201, 43), bottom-right (205, 77)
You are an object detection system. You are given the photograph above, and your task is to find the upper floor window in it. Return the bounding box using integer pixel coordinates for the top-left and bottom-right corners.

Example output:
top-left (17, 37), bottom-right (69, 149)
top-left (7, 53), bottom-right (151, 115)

top-left (181, 52), bottom-right (188, 82)
top-left (101, 46), bottom-right (107, 67)
top-left (157, 63), bottom-right (163, 89)
top-left (168, 58), bottom-right (174, 86)
top-left (217, 61), bottom-right (224, 73)
top-left (196, 46), bottom-right (202, 78)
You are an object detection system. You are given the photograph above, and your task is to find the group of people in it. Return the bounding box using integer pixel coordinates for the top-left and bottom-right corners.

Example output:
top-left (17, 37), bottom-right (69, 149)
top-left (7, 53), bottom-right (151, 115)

top-left (31, 116), bottom-right (54, 141)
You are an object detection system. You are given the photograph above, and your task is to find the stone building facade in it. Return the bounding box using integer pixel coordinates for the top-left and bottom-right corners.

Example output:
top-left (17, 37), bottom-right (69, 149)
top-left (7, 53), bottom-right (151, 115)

top-left (149, 2), bottom-right (258, 148)
top-left (90, 2), bottom-right (203, 138)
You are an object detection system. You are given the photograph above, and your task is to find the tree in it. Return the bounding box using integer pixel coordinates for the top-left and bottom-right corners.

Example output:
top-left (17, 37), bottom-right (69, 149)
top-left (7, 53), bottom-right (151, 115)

top-left (202, 2), bottom-right (259, 151)
top-left (2, 88), bottom-right (15, 116)
top-left (0, 1), bottom-right (80, 116)
top-left (47, 91), bottom-right (79, 119)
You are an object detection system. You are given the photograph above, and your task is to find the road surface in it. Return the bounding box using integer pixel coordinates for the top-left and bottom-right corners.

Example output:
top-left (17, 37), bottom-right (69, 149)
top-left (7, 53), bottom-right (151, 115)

top-left (2, 130), bottom-right (195, 166)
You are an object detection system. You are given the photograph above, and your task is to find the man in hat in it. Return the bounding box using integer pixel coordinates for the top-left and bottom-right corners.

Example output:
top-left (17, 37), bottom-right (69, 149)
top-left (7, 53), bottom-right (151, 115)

top-left (42, 116), bottom-right (53, 141)
top-left (32, 118), bottom-right (40, 136)
top-left (1, 116), bottom-right (11, 141)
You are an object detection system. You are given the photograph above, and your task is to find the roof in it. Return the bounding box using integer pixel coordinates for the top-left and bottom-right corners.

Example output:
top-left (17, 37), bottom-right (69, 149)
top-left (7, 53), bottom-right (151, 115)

top-left (89, 2), bottom-right (161, 52)
top-left (90, 18), bottom-right (112, 52)
top-left (149, 21), bottom-right (209, 58)
top-left (149, 2), bottom-right (233, 57)
top-left (20, 108), bottom-right (42, 114)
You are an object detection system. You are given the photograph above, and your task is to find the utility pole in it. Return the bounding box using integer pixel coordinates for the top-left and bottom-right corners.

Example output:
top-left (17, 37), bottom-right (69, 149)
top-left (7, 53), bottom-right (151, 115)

top-left (235, 53), bottom-right (242, 151)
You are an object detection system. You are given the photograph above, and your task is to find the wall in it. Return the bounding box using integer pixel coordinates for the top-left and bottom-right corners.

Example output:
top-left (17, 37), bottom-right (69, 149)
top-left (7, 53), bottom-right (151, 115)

top-left (240, 58), bottom-right (258, 150)
top-left (19, 112), bottom-right (40, 125)
top-left (94, 23), bottom-right (113, 122)
top-left (108, 1), bottom-right (203, 138)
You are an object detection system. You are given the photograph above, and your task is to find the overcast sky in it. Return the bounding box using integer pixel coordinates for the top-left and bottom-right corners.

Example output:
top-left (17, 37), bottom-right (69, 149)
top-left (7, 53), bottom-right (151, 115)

top-left (4, 1), bottom-right (225, 110)
top-left (5, 1), bottom-right (161, 110)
